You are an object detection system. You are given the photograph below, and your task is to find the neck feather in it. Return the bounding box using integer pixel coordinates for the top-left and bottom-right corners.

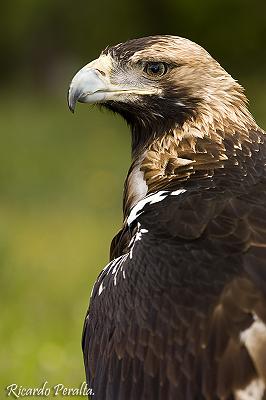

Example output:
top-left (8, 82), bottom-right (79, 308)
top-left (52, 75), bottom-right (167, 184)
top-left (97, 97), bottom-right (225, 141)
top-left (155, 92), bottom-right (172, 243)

top-left (123, 101), bottom-right (260, 219)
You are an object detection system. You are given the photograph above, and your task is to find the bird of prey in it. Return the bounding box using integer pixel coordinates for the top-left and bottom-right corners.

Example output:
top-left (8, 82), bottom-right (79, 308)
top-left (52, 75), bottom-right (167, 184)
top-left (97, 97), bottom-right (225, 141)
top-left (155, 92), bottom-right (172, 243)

top-left (68, 36), bottom-right (266, 400)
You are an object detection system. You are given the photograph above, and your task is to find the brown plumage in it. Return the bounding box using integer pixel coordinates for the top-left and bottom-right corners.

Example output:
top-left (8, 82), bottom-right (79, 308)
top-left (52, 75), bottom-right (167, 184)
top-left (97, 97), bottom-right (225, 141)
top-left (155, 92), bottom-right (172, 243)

top-left (68, 36), bottom-right (266, 399)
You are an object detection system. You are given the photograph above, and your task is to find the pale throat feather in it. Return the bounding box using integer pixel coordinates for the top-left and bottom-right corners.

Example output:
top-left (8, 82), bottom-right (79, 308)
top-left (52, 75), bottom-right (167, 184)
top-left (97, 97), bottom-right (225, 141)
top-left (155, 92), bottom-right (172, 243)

top-left (124, 158), bottom-right (148, 217)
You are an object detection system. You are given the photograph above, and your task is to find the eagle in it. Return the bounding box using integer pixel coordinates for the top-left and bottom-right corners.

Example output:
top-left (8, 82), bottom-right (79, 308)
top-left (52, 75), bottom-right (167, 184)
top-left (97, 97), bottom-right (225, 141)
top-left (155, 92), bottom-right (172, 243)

top-left (68, 36), bottom-right (266, 400)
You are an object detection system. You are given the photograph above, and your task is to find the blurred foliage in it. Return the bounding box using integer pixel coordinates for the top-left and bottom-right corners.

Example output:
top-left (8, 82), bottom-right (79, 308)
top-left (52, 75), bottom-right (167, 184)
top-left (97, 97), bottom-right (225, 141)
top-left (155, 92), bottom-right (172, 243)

top-left (0, 1), bottom-right (265, 399)
top-left (0, 99), bottom-right (130, 398)
top-left (1, 0), bottom-right (266, 91)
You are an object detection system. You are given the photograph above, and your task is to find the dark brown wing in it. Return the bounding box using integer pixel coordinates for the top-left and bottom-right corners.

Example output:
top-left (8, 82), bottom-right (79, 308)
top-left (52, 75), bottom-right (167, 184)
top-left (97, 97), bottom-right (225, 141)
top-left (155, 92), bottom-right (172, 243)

top-left (82, 184), bottom-right (266, 399)
top-left (83, 131), bottom-right (266, 400)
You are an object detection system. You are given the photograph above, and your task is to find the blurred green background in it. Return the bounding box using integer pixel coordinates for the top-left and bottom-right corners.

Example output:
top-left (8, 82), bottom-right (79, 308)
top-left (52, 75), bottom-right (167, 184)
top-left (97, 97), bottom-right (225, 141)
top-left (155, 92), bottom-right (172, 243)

top-left (0, 1), bottom-right (266, 398)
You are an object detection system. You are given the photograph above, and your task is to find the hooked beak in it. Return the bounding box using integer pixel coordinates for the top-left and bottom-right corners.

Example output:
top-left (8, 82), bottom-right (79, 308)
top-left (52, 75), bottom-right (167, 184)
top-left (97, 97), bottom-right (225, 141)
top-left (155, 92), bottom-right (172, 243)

top-left (68, 65), bottom-right (110, 113)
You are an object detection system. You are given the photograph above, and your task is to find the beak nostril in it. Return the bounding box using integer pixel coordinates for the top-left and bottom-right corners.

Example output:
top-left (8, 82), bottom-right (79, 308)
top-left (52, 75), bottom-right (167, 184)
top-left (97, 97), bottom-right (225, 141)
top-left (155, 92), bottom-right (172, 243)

top-left (96, 69), bottom-right (106, 77)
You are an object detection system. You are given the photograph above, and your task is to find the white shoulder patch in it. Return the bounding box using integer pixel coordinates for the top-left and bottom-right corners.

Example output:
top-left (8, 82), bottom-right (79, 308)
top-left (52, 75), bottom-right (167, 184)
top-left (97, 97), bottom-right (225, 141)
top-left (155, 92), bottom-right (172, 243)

top-left (127, 189), bottom-right (186, 226)
top-left (127, 191), bottom-right (167, 226)
top-left (96, 222), bottom-right (149, 293)
top-left (170, 189), bottom-right (187, 196)
top-left (98, 282), bottom-right (105, 296)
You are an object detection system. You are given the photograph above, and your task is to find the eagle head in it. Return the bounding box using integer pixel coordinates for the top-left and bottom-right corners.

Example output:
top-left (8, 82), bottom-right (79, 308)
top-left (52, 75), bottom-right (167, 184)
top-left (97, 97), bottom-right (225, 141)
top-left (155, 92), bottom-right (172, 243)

top-left (68, 36), bottom-right (248, 141)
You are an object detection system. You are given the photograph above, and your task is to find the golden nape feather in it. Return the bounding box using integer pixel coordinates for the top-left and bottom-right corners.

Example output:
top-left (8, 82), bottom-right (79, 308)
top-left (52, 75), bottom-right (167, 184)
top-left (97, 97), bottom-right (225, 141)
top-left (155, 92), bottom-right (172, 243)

top-left (68, 36), bottom-right (266, 400)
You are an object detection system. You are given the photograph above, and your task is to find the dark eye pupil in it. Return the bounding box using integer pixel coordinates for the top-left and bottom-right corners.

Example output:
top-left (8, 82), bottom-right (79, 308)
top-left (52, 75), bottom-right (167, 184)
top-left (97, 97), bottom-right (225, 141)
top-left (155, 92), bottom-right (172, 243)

top-left (150, 64), bottom-right (160, 73)
top-left (144, 62), bottom-right (166, 77)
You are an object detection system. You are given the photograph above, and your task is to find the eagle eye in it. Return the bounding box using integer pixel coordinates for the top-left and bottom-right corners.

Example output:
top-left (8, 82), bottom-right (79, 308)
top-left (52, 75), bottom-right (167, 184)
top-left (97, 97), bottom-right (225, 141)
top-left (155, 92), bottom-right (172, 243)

top-left (143, 62), bottom-right (167, 77)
